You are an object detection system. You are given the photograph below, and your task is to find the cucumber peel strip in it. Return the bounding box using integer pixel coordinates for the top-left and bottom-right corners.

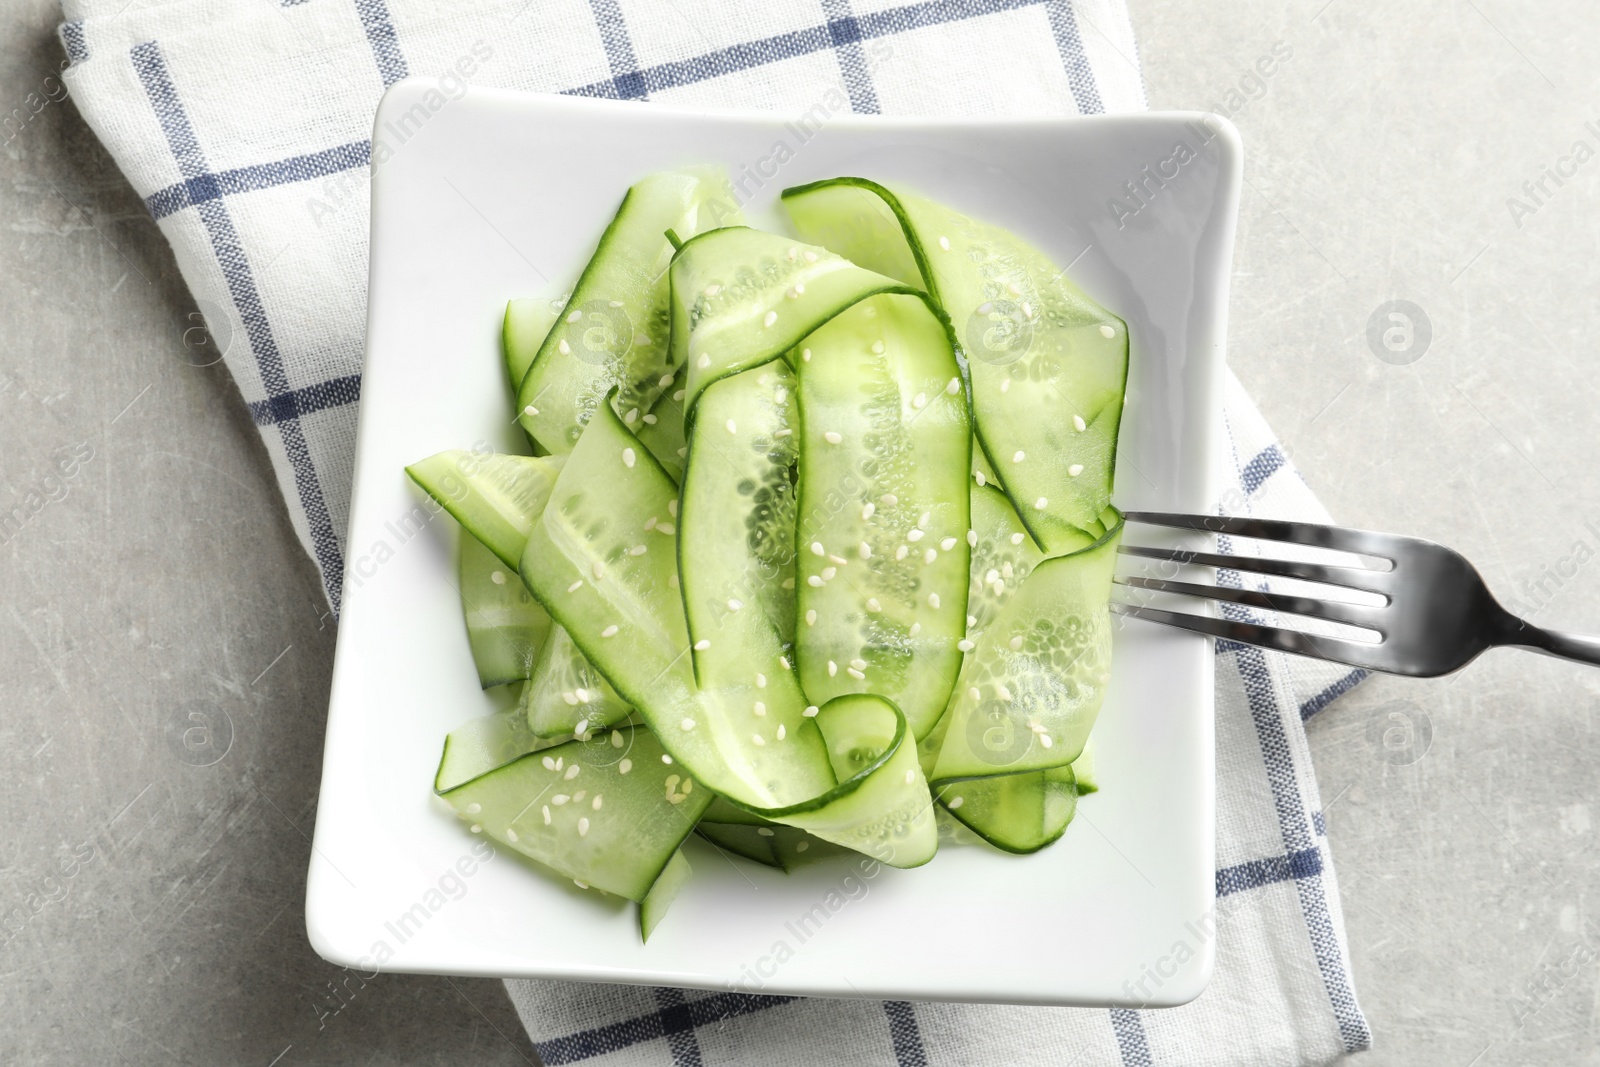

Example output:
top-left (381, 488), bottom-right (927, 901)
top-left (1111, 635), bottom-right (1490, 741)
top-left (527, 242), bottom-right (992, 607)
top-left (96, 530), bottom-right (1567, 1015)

top-left (406, 450), bottom-right (565, 570)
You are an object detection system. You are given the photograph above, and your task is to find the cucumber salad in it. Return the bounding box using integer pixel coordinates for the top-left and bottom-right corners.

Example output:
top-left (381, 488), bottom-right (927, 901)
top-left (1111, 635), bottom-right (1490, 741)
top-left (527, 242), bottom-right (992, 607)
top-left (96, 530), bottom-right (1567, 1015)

top-left (406, 169), bottom-right (1128, 940)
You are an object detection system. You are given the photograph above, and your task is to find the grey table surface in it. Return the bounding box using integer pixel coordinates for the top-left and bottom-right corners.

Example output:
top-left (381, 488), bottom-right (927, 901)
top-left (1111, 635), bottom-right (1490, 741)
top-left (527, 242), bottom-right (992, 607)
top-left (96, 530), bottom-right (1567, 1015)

top-left (3, 0), bottom-right (1597, 1063)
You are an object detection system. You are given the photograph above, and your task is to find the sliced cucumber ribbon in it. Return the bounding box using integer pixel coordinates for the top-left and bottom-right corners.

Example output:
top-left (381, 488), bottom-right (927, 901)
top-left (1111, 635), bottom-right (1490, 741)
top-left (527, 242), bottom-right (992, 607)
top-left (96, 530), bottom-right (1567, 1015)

top-left (782, 177), bottom-right (1129, 555)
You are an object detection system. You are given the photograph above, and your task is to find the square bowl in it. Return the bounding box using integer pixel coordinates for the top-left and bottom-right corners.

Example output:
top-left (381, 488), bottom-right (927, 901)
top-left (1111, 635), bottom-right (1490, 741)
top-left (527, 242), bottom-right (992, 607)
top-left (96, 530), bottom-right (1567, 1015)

top-left (308, 81), bottom-right (1238, 1007)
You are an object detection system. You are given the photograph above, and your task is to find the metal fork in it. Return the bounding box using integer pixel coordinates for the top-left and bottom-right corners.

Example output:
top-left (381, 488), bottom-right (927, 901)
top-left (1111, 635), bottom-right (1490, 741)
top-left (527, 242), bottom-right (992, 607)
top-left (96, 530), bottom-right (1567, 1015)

top-left (1111, 511), bottom-right (1600, 676)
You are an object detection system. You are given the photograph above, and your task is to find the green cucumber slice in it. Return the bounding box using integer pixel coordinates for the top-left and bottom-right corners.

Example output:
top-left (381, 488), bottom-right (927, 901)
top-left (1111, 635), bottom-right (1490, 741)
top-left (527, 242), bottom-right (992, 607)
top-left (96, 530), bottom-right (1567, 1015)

top-left (696, 822), bottom-right (782, 868)
top-left (460, 533), bottom-right (551, 688)
top-left (406, 450), bottom-right (565, 569)
top-left (640, 849), bottom-right (693, 940)
top-left (634, 371), bottom-right (688, 481)
top-left (519, 397), bottom-right (835, 810)
top-left (783, 178), bottom-right (1128, 554)
top-left (667, 226), bottom-right (920, 413)
top-left (518, 169), bottom-right (739, 454)
top-left (438, 724), bottom-right (709, 901)
top-left (937, 763), bottom-right (1078, 854)
top-left (793, 294), bottom-right (971, 740)
top-left (434, 694), bottom-right (560, 793)
top-left (720, 694), bottom-right (937, 869)
top-left (519, 624), bottom-right (634, 739)
top-left (504, 294), bottom-right (565, 390)
top-left (1072, 738), bottom-right (1099, 795)
top-left (679, 363), bottom-right (799, 687)
top-left (931, 515), bottom-right (1123, 782)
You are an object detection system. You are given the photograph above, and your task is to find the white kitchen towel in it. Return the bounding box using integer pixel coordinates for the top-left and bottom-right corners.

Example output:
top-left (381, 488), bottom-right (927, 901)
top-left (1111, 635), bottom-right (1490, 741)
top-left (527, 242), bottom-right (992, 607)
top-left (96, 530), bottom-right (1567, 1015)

top-left (57, 1), bottom-right (1372, 1063)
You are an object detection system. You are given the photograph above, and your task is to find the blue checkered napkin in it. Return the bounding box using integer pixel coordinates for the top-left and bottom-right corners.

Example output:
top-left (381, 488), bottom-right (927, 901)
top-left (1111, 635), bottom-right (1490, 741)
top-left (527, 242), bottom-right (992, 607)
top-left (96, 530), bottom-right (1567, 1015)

top-left (59, 0), bottom-right (1370, 1062)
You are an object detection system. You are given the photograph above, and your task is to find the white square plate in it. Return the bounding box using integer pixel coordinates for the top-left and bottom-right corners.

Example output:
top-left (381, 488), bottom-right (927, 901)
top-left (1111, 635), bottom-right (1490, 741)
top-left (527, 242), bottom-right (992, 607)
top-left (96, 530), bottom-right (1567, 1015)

top-left (309, 81), bottom-right (1239, 1007)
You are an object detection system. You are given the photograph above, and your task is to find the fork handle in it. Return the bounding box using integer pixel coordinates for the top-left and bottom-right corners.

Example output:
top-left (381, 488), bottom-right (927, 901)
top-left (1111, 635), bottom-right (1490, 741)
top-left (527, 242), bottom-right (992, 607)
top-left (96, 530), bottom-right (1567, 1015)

top-left (1506, 624), bottom-right (1600, 668)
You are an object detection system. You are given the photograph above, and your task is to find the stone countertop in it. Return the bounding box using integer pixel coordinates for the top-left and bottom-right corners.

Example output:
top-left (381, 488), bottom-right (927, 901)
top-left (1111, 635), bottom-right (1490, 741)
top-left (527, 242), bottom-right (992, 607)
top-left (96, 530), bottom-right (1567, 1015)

top-left (2, 0), bottom-right (1596, 1064)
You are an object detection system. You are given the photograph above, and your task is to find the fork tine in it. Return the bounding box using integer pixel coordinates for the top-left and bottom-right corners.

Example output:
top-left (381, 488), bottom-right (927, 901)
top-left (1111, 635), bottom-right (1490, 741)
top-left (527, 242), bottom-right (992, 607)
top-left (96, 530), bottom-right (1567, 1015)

top-left (1115, 575), bottom-right (1386, 631)
top-left (1124, 510), bottom-right (1398, 559)
top-left (1110, 602), bottom-right (1386, 670)
top-left (1117, 544), bottom-right (1393, 594)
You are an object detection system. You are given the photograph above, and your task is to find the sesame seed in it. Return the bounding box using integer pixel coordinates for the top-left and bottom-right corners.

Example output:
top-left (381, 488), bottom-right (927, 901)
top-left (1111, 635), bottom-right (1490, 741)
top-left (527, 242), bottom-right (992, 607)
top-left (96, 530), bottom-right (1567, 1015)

top-left (910, 622), bottom-right (922, 636)
top-left (608, 299), bottom-right (622, 307)
top-left (705, 284), bottom-right (721, 297)
top-left (754, 701), bottom-right (766, 716)
top-left (1012, 450), bottom-right (1026, 463)
top-left (681, 717), bottom-right (696, 731)
top-left (469, 823), bottom-right (482, 833)
top-left (662, 754), bottom-right (673, 764)
top-left (948, 795), bottom-right (964, 810)
top-left (578, 817), bottom-right (590, 836)
top-left (968, 614), bottom-right (977, 627)
top-left (803, 250), bottom-right (818, 262)
top-left (524, 404), bottom-right (540, 417)
top-left (824, 431), bottom-right (843, 444)
top-left (1009, 636), bottom-right (1024, 651)
top-left (967, 530), bottom-right (978, 547)
top-left (821, 566), bottom-right (837, 580)
top-left (904, 769), bottom-right (915, 784)
top-left (927, 593), bottom-right (941, 608)
top-left (1040, 734), bottom-right (1054, 749)
top-left (779, 655), bottom-right (791, 669)
top-left (1010, 532), bottom-right (1025, 545)
top-left (802, 347), bottom-right (812, 361)
top-left (490, 570), bottom-right (507, 586)
top-left (923, 548), bottom-right (937, 564)
top-left (940, 537), bottom-right (957, 551)
top-left (764, 310), bottom-right (778, 327)
top-left (575, 687), bottom-right (589, 702)
top-left (787, 246), bottom-right (799, 260)
top-left (913, 392), bottom-right (927, 409)
top-left (625, 408), bottom-right (639, 424)
top-left (1073, 414), bottom-right (1087, 432)
top-left (847, 668), bottom-right (865, 681)
top-left (564, 308), bottom-right (582, 324)
top-left (562, 691), bottom-right (579, 706)
top-left (921, 511), bottom-right (931, 527)
top-left (593, 795), bottom-right (603, 810)
top-left (466, 802), bottom-right (482, 814)
top-left (804, 705), bottom-right (819, 717)
top-left (796, 840), bottom-right (809, 852)
top-left (619, 759), bottom-right (633, 774)
top-left (1007, 282), bottom-right (1022, 296)
top-left (1002, 562), bottom-right (1013, 578)
top-left (1099, 323), bottom-right (1116, 338)
top-left (997, 684), bottom-right (1013, 701)
top-left (757, 827), bottom-right (776, 837)
top-left (574, 718), bottom-right (589, 735)
top-left (558, 339), bottom-right (571, 355)
top-left (658, 373), bottom-right (675, 388)
top-left (894, 545), bottom-right (908, 561)
top-left (668, 500), bottom-right (678, 517)
top-left (978, 302), bottom-right (993, 315)
top-left (946, 377), bottom-right (961, 395)
top-left (810, 541), bottom-right (825, 556)
top-left (1035, 497), bottom-right (1049, 509)
top-left (968, 687), bottom-right (981, 700)
top-left (881, 494), bottom-right (899, 506)
top-left (850, 657), bottom-right (867, 670)
top-left (643, 413), bottom-right (657, 425)
top-left (542, 756), bottom-right (557, 770)
top-left (674, 389), bottom-right (687, 401)
top-left (566, 764), bottom-right (582, 781)
top-left (975, 471), bottom-right (987, 486)
top-left (612, 730), bottom-right (624, 747)
top-left (907, 528), bottom-right (924, 543)
top-left (805, 610), bottom-right (817, 626)
top-left (756, 673), bottom-right (767, 688)
top-left (622, 447), bottom-right (636, 468)
top-left (728, 598), bottom-right (743, 611)
top-left (593, 562), bottom-right (605, 579)
top-left (777, 723), bottom-right (787, 740)
top-left (752, 733), bottom-right (766, 746)
top-left (629, 544), bottom-right (647, 556)
top-left (859, 541), bottom-right (872, 559)
top-left (602, 624), bottom-right (619, 637)
top-left (552, 795), bottom-right (569, 805)
top-left (939, 235), bottom-right (951, 250)
top-left (958, 639), bottom-right (975, 652)
top-left (787, 286), bottom-right (803, 299)
top-left (991, 578), bottom-right (1005, 596)
top-left (697, 353), bottom-right (711, 368)
top-left (808, 575), bottom-right (823, 588)
top-left (1068, 464), bottom-right (1084, 477)
top-left (566, 578), bottom-right (583, 594)
top-left (870, 340), bottom-right (886, 355)
top-left (828, 661), bottom-right (838, 677)
top-left (1022, 302), bottom-right (1034, 320)
top-left (862, 502), bottom-right (876, 520)
top-left (867, 597), bottom-right (881, 612)
top-left (542, 805), bottom-right (552, 824)
top-left (574, 879), bottom-right (588, 888)
top-left (694, 639), bottom-right (711, 650)
top-left (657, 522), bottom-right (675, 535)
top-left (1000, 379), bottom-right (1011, 394)
top-left (776, 386), bottom-right (788, 404)
top-left (682, 778), bottom-right (693, 795)
top-left (828, 554), bottom-right (848, 566)
top-left (985, 569), bottom-right (1000, 583)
